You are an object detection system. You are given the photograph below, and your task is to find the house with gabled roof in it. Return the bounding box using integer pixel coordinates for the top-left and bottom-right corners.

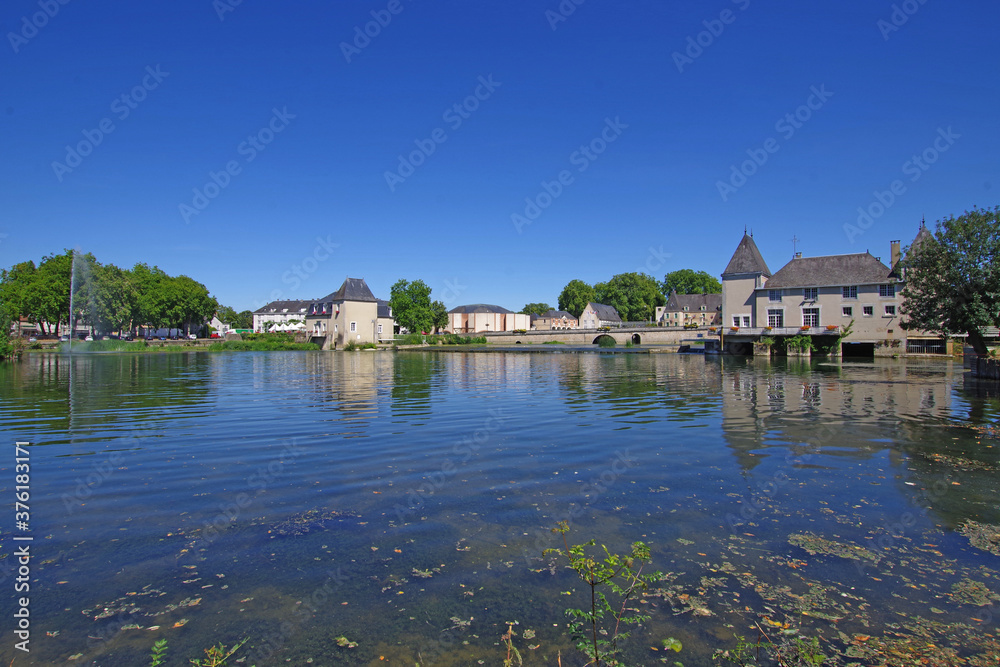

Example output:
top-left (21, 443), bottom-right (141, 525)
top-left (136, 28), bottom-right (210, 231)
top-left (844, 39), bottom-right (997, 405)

top-left (719, 225), bottom-right (940, 355)
top-left (306, 277), bottom-right (385, 348)
top-left (532, 309), bottom-right (578, 330)
top-left (253, 299), bottom-right (312, 332)
top-left (579, 302), bottom-right (622, 329)
top-left (656, 291), bottom-right (722, 327)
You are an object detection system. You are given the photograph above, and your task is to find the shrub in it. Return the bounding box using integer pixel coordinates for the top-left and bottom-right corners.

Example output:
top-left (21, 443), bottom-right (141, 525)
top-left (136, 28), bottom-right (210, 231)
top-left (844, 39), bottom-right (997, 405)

top-left (396, 333), bottom-right (424, 346)
top-left (785, 334), bottom-right (814, 352)
top-left (597, 336), bottom-right (616, 348)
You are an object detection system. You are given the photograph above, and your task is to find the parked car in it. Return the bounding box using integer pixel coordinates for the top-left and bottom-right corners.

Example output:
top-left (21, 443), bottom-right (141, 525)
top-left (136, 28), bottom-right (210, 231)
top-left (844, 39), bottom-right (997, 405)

top-left (28, 336), bottom-right (37, 342)
top-left (188, 333), bottom-right (197, 340)
top-left (60, 335), bottom-right (69, 342)
top-left (210, 333), bottom-right (220, 339)
top-left (85, 335), bottom-right (94, 341)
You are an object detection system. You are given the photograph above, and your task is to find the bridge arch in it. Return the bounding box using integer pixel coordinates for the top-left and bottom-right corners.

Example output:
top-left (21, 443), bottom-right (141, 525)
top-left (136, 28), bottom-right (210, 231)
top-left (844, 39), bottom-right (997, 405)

top-left (631, 334), bottom-right (641, 345)
top-left (593, 334), bottom-right (616, 346)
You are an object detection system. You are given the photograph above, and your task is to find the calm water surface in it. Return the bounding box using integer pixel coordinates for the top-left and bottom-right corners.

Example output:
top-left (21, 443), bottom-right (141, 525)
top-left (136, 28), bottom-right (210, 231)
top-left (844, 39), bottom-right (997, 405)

top-left (1, 351), bottom-right (999, 666)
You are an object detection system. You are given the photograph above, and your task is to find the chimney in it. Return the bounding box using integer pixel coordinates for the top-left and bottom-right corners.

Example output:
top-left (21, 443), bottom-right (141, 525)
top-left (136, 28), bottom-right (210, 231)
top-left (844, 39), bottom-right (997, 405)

top-left (890, 240), bottom-right (901, 267)
top-left (794, 252), bottom-right (802, 259)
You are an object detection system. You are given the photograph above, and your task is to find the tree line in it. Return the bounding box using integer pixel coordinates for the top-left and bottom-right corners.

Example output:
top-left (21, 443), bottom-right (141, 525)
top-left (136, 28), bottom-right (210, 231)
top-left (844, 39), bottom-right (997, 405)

top-left (0, 250), bottom-right (217, 337)
top-left (522, 270), bottom-right (722, 322)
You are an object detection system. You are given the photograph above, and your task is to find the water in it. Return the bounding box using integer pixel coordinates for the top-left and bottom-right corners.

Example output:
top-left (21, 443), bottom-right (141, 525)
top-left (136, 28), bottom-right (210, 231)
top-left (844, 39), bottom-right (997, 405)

top-left (1, 351), bottom-right (998, 665)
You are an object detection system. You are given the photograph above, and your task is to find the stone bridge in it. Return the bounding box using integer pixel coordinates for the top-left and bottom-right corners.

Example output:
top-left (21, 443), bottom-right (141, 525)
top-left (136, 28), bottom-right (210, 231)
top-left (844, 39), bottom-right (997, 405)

top-left (482, 327), bottom-right (711, 347)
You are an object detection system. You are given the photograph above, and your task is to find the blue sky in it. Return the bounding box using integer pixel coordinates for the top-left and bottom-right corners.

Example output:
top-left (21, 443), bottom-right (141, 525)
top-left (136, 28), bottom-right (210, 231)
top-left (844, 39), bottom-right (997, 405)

top-left (2, 0), bottom-right (998, 312)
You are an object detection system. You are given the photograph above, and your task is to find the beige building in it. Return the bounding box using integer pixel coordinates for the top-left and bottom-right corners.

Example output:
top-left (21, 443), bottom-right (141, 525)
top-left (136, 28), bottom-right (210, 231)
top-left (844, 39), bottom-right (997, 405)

top-left (656, 292), bottom-right (722, 327)
top-left (720, 226), bottom-right (941, 355)
top-left (448, 304), bottom-right (531, 333)
top-left (579, 302), bottom-right (622, 329)
top-left (532, 309), bottom-right (578, 330)
top-left (306, 278), bottom-right (383, 349)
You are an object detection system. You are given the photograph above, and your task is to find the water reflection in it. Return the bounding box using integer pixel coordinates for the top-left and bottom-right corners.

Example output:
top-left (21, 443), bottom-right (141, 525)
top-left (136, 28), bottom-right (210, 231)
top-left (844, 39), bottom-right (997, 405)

top-left (1, 351), bottom-right (999, 666)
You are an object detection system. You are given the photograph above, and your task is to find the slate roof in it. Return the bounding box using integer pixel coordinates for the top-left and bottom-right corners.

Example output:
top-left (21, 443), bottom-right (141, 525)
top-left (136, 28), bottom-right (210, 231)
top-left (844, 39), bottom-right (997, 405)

top-left (377, 299), bottom-right (392, 319)
top-left (313, 277), bottom-right (377, 304)
top-left (722, 234), bottom-right (772, 277)
top-left (253, 299), bottom-right (313, 315)
top-left (539, 309), bottom-right (576, 320)
top-left (763, 253), bottom-right (893, 289)
top-left (586, 302), bottom-right (622, 323)
top-left (664, 292), bottom-right (722, 312)
top-left (448, 304), bottom-right (515, 314)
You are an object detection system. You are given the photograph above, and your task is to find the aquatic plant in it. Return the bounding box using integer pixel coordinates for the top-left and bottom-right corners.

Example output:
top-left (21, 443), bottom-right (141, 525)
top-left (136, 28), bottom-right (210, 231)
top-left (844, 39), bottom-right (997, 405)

top-left (545, 521), bottom-right (660, 666)
top-left (148, 638), bottom-right (168, 666)
top-left (501, 622), bottom-right (524, 667)
top-left (188, 637), bottom-right (249, 666)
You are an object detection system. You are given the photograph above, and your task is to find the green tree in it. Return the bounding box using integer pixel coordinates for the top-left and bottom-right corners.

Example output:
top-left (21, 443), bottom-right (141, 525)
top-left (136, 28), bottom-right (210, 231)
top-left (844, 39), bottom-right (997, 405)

top-left (558, 280), bottom-right (596, 318)
top-left (661, 269), bottom-right (722, 295)
top-left (901, 206), bottom-right (1000, 356)
top-left (0, 301), bottom-right (14, 359)
top-left (132, 263), bottom-right (171, 331)
top-left (216, 306), bottom-right (253, 330)
top-left (431, 300), bottom-right (449, 333)
top-left (91, 263), bottom-right (137, 335)
top-left (0, 261), bottom-right (39, 334)
top-left (520, 302), bottom-right (552, 316)
top-left (594, 272), bottom-right (665, 321)
top-left (35, 251), bottom-right (74, 334)
top-left (390, 279), bottom-right (434, 334)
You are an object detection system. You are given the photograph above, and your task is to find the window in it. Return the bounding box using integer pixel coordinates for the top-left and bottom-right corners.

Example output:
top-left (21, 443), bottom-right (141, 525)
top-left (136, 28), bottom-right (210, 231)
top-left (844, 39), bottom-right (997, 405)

top-left (803, 287), bottom-right (818, 301)
top-left (377, 324), bottom-right (383, 334)
top-left (842, 286), bottom-right (857, 299)
top-left (879, 284), bottom-right (895, 297)
top-left (733, 316), bottom-right (741, 327)
top-left (769, 289), bottom-right (782, 302)
top-left (842, 306), bottom-right (853, 317)
top-left (802, 308), bottom-right (820, 327)
top-left (767, 309), bottom-right (784, 328)
top-left (742, 316), bottom-right (751, 327)
top-left (884, 305), bottom-right (896, 316)
top-left (350, 321), bottom-right (357, 332)
top-left (862, 306), bottom-right (873, 317)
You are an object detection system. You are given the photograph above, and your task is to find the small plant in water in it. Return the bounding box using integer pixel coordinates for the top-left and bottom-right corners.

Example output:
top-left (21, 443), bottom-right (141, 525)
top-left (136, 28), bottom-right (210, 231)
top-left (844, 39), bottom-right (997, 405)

top-left (544, 521), bottom-right (661, 666)
top-left (148, 638), bottom-right (168, 666)
top-left (501, 622), bottom-right (524, 667)
top-left (188, 637), bottom-right (249, 666)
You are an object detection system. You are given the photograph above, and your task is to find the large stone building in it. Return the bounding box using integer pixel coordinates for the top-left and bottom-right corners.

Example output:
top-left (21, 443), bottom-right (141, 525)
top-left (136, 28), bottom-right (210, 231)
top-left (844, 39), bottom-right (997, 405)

top-left (656, 292), bottom-right (722, 327)
top-left (306, 278), bottom-right (384, 348)
top-left (719, 226), bottom-right (942, 355)
top-left (531, 309), bottom-right (578, 330)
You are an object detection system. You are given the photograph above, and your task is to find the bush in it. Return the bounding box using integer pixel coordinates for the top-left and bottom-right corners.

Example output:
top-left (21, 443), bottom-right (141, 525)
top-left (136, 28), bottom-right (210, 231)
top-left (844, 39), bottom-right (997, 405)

top-left (396, 333), bottom-right (424, 346)
top-left (784, 334), bottom-right (814, 352)
top-left (208, 341), bottom-right (319, 351)
top-left (343, 340), bottom-right (377, 351)
top-left (242, 332), bottom-right (294, 343)
top-left (597, 336), bottom-right (616, 348)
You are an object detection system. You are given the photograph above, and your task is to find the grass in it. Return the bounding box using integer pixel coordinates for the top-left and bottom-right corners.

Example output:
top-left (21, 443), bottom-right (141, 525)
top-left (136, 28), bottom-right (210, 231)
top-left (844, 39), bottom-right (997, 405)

top-left (597, 336), bottom-right (617, 348)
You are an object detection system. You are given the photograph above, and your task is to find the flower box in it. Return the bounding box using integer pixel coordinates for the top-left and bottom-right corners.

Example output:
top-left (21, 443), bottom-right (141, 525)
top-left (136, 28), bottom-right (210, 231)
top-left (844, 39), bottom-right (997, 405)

top-left (730, 327), bottom-right (740, 332)
top-left (825, 325), bottom-right (837, 331)
top-left (764, 326), bottom-right (773, 331)
top-left (800, 326), bottom-right (811, 331)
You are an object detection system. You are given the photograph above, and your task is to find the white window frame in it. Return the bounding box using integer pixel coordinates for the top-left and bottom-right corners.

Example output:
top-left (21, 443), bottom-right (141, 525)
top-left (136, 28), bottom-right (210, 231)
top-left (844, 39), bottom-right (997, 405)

top-left (732, 315), bottom-right (750, 327)
top-left (884, 304), bottom-right (897, 317)
top-left (842, 286), bottom-right (858, 299)
top-left (842, 306), bottom-right (853, 317)
top-left (862, 305), bottom-right (874, 317)
top-left (377, 323), bottom-right (383, 334)
top-left (350, 321), bottom-right (357, 333)
top-left (879, 284), bottom-right (895, 298)
top-left (769, 289), bottom-right (782, 302)
top-left (803, 287), bottom-right (818, 301)
top-left (767, 308), bottom-right (784, 328)
top-left (801, 307), bottom-right (820, 327)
